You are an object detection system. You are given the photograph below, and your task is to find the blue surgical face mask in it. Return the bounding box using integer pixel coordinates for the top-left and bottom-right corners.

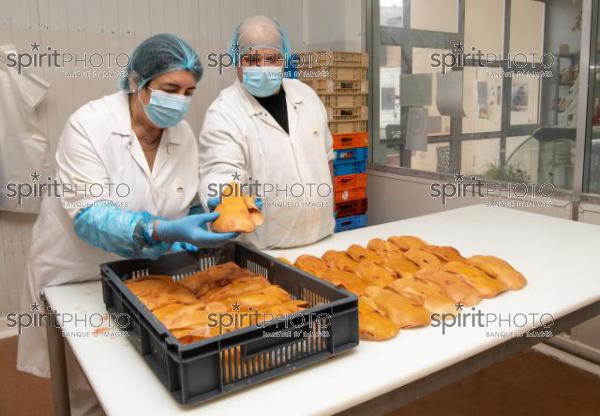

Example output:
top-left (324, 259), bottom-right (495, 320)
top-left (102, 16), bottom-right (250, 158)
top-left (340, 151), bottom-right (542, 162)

top-left (242, 66), bottom-right (283, 97)
top-left (140, 88), bottom-right (191, 128)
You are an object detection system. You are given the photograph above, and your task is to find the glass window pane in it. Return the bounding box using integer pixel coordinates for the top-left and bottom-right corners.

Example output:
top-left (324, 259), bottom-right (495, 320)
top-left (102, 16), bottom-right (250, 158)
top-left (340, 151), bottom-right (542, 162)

top-left (589, 130), bottom-right (600, 193)
top-left (553, 57), bottom-right (579, 127)
top-left (461, 138), bottom-right (500, 176)
top-left (410, 0), bottom-right (459, 33)
top-left (462, 67), bottom-right (503, 133)
top-left (412, 48), bottom-right (451, 136)
top-left (507, 133), bottom-right (575, 189)
top-left (380, 0), bottom-right (404, 27)
top-left (373, 143), bottom-right (402, 167)
top-left (586, 0), bottom-right (600, 193)
top-left (511, 76), bottom-right (541, 125)
top-left (505, 135), bottom-right (538, 183)
top-left (464, 0), bottom-right (504, 56)
top-left (372, 0), bottom-right (583, 191)
top-left (509, 0), bottom-right (544, 60)
top-left (411, 142), bottom-right (451, 173)
top-left (378, 45), bottom-right (402, 143)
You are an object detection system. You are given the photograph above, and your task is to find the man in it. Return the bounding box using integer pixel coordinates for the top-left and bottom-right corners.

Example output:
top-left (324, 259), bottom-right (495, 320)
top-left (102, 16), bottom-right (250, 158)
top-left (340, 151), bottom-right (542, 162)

top-left (199, 15), bottom-right (335, 249)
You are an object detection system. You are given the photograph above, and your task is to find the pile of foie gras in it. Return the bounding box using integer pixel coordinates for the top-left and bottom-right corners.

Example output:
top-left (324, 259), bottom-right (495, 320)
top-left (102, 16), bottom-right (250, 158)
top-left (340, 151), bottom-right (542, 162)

top-left (125, 262), bottom-right (307, 344)
top-left (280, 235), bottom-right (526, 341)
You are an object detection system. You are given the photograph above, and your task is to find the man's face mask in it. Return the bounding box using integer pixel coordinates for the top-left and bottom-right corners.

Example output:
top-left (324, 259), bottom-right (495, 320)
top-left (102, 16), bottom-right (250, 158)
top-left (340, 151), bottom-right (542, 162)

top-left (242, 66), bottom-right (283, 98)
top-left (240, 50), bottom-right (284, 97)
top-left (141, 88), bottom-right (191, 128)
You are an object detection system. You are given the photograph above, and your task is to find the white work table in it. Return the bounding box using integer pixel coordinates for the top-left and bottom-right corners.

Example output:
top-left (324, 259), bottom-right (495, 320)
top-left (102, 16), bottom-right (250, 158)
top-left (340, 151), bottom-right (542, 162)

top-left (43, 205), bottom-right (600, 416)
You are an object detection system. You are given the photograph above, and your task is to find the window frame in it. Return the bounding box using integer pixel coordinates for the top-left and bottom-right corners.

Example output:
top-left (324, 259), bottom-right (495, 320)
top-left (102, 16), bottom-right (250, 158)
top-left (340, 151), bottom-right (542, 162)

top-left (367, 0), bottom-right (597, 208)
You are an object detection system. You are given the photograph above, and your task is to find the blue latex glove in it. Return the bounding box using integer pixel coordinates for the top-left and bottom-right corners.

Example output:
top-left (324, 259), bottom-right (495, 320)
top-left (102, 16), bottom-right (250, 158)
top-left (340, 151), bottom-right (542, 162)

top-left (207, 196), bottom-right (263, 211)
top-left (188, 204), bottom-right (205, 216)
top-left (171, 241), bottom-right (200, 252)
top-left (255, 197), bottom-right (263, 210)
top-left (206, 196), bottom-right (221, 212)
top-left (170, 205), bottom-right (210, 252)
top-left (74, 204), bottom-right (171, 259)
top-left (156, 212), bottom-right (238, 248)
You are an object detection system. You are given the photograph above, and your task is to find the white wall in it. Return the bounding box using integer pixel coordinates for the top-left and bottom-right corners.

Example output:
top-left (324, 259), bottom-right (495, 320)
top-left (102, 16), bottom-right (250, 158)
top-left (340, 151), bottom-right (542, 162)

top-left (366, 170), bottom-right (575, 224)
top-left (0, 0), bottom-right (365, 321)
top-left (0, 0), bottom-right (309, 159)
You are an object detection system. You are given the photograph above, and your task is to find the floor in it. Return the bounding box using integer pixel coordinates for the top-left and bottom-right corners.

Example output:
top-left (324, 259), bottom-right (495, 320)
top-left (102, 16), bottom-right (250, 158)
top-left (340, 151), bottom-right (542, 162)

top-left (1, 336), bottom-right (52, 416)
top-left (2, 336), bottom-right (599, 416)
top-left (389, 349), bottom-right (600, 416)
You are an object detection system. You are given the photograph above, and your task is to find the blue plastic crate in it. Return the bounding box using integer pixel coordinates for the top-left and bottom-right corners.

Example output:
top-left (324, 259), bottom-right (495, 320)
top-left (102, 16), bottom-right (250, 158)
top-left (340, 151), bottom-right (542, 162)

top-left (333, 161), bottom-right (366, 176)
top-left (334, 147), bottom-right (368, 163)
top-left (335, 214), bottom-right (368, 232)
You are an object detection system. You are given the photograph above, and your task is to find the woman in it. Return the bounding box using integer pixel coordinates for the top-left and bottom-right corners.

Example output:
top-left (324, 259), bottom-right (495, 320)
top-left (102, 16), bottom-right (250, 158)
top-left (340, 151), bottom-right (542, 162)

top-left (17, 34), bottom-right (235, 415)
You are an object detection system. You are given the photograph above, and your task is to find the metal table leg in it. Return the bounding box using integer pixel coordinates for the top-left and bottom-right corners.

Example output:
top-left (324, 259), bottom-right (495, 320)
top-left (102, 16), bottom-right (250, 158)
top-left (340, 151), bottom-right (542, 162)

top-left (43, 294), bottom-right (71, 416)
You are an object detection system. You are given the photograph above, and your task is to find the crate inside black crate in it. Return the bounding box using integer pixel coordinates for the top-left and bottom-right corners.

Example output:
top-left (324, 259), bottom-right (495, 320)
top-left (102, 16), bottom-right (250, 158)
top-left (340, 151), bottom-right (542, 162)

top-left (100, 242), bottom-right (358, 405)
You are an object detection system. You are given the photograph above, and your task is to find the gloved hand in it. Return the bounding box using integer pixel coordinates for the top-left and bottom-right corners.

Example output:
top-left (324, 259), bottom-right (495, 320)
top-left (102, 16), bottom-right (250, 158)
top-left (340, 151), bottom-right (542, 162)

top-left (207, 196), bottom-right (221, 212)
top-left (155, 213), bottom-right (238, 248)
top-left (171, 241), bottom-right (200, 252)
top-left (207, 196), bottom-right (263, 211)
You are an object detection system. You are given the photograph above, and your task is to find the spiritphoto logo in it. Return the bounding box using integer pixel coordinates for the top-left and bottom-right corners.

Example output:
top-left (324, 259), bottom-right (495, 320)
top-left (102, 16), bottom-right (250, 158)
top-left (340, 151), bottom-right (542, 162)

top-left (431, 42), bottom-right (555, 75)
top-left (205, 41), bottom-right (333, 75)
top-left (2, 172), bottom-right (131, 206)
top-left (207, 303), bottom-right (332, 339)
top-left (6, 41), bottom-right (129, 78)
top-left (207, 173), bottom-right (333, 208)
top-left (6, 302), bottom-right (130, 338)
top-left (429, 173), bottom-right (555, 206)
top-left (431, 303), bottom-right (554, 338)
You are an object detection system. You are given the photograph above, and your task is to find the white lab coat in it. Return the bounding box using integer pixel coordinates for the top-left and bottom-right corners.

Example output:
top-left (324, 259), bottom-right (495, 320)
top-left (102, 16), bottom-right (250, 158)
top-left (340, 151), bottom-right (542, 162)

top-left (17, 91), bottom-right (200, 386)
top-left (198, 78), bottom-right (335, 249)
top-left (0, 45), bottom-right (51, 213)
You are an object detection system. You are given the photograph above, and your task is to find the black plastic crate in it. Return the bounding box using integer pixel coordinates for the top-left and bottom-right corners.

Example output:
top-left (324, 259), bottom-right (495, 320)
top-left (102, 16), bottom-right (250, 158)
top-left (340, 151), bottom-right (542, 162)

top-left (100, 242), bottom-right (358, 405)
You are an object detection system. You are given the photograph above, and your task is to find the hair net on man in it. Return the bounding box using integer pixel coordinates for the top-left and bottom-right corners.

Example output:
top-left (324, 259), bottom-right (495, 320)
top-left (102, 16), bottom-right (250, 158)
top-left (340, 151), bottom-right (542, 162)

top-left (120, 33), bottom-right (203, 92)
top-left (228, 15), bottom-right (291, 66)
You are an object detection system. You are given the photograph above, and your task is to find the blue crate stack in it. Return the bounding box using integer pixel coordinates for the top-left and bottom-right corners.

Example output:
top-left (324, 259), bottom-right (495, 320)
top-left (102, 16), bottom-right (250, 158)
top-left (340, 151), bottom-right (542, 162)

top-left (297, 51), bottom-right (369, 233)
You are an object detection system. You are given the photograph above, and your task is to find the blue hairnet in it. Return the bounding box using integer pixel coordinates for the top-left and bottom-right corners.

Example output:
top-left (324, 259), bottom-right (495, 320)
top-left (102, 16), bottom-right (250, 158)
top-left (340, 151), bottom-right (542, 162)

top-left (120, 33), bottom-right (203, 92)
top-left (228, 16), bottom-right (291, 67)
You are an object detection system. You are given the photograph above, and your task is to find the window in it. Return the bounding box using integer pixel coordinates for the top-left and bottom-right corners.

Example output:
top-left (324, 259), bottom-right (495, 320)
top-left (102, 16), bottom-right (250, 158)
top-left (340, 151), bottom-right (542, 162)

top-left (585, 0), bottom-right (600, 194)
top-left (371, 0), bottom-right (584, 191)
top-left (462, 67), bottom-right (502, 133)
top-left (380, 0), bottom-right (404, 28)
top-left (410, 0), bottom-right (459, 33)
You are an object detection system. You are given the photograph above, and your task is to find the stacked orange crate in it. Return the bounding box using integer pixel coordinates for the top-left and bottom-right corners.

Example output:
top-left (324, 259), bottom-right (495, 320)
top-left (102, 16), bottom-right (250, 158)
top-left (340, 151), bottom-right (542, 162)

top-left (297, 52), bottom-right (368, 232)
top-left (331, 133), bottom-right (368, 232)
